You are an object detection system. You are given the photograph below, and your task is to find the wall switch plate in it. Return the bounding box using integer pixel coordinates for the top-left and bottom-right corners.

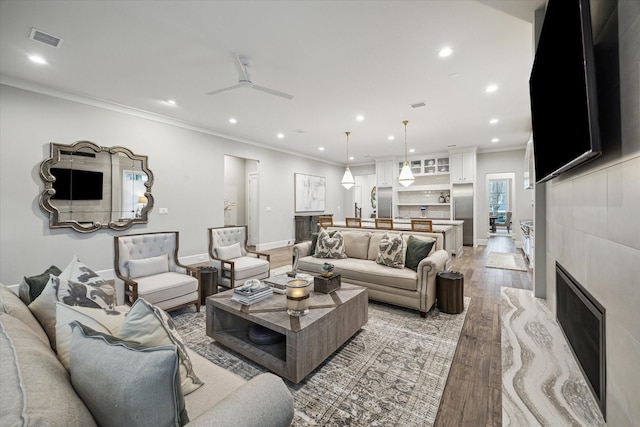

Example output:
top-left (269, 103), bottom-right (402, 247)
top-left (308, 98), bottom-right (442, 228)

top-left (266, 207), bottom-right (271, 211)
top-left (159, 208), bottom-right (168, 214)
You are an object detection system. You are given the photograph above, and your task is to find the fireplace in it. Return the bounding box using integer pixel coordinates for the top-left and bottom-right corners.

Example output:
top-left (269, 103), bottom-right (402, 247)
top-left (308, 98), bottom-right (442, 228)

top-left (556, 262), bottom-right (606, 418)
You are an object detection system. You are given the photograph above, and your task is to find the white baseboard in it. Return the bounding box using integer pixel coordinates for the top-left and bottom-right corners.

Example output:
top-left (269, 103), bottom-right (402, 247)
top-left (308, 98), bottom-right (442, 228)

top-left (257, 239), bottom-right (294, 252)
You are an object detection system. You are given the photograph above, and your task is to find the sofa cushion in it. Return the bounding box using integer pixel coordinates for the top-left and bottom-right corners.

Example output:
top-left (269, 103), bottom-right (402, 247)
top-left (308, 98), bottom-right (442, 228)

top-left (376, 233), bottom-right (406, 269)
top-left (69, 321), bottom-right (188, 427)
top-left (368, 233), bottom-right (385, 261)
top-left (18, 265), bottom-right (62, 304)
top-left (135, 272), bottom-right (198, 304)
top-left (314, 229), bottom-right (347, 259)
top-left (296, 257), bottom-right (419, 291)
top-left (216, 242), bottom-right (243, 260)
top-left (29, 274), bottom-right (116, 349)
top-left (342, 231), bottom-right (371, 259)
top-left (0, 312), bottom-right (97, 427)
top-left (405, 235), bottom-right (436, 271)
top-left (116, 298), bottom-right (204, 395)
top-left (0, 283), bottom-right (49, 345)
top-left (55, 303), bottom-right (129, 371)
top-left (128, 254), bottom-right (169, 279)
top-left (59, 255), bottom-right (111, 290)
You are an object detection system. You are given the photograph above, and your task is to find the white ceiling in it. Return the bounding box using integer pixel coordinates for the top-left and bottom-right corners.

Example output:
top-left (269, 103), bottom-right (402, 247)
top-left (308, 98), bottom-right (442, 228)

top-left (0, 0), bottom-right (545, 166)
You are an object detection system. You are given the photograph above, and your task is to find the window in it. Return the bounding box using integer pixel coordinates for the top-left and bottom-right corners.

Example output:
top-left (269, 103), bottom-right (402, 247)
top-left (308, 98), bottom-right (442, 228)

top-left (489, 180), bottom-right (509, 221)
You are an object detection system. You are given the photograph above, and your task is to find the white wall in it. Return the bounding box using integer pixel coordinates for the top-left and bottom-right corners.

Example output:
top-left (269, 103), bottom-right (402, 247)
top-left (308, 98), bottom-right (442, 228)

top-left (543, 2), bottom-right (640, 425)
top-left (476, 149), bottom-right (534, 246)
top-left (0, 84), bottom-right (345, 284)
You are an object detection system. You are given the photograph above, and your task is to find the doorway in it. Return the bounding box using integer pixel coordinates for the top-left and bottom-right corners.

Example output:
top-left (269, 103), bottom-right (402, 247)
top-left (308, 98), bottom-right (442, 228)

top-left (486, 172), bottom-right (515, 237)
top-left (224, 155), bottom-right (259, 243)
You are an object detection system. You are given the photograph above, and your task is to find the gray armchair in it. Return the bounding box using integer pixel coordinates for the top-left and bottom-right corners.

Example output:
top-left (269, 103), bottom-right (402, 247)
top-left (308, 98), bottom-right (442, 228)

top-left (208, 226), bottom-right (270, 289)
top-left (114, 231), bottom-right (200, 311)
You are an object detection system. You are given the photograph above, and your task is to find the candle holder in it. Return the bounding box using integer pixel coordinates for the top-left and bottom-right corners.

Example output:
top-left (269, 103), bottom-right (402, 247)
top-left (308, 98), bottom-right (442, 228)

top-left (286, 279), bottom-right (311, 317)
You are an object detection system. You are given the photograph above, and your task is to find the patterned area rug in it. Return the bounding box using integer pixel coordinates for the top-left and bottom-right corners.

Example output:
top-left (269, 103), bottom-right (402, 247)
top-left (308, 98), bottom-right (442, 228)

top-left (171, 272), bottom-right (469, 426)
top-left (486, 251), bottom-right (528, 271)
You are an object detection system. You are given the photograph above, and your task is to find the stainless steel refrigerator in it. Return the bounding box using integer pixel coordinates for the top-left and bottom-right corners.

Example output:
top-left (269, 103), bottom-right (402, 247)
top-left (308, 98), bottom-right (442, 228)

top-left (452, 183), bottom-right (474, 245)
top-left (377, 187), bottom-right (393, 218)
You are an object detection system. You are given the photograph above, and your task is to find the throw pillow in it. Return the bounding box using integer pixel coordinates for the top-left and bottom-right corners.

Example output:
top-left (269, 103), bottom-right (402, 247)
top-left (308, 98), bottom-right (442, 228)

top-left (376, 233), bottom-right (406, 269)
top-left (19, 265), bottom-right (62, 304)
top-left (310, 230), bottom-right (336, 256)
top-left (405, 235), bottom-right (436, 271)
top-left (128, 254), bottom-right (169, 279)
top-left (69, 322), bottom-right (188, 427)
top-left (216, 242), bottom-right (243, 260)
top-left (313, 229), bottom-right (347, 259)
top-left (55, 302), bottom-right (128, 371)
top-left (59, 255), bottom-right (111, 291)
top-left (29, 275), bottom-right (116, 349)
top-left (116, 298), bottom-right (203, 395)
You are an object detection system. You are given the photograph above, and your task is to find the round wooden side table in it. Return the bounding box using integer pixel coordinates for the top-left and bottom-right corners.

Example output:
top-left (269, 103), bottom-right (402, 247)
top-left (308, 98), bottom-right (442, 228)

top-left (436, 271), bottom-right (464, 314)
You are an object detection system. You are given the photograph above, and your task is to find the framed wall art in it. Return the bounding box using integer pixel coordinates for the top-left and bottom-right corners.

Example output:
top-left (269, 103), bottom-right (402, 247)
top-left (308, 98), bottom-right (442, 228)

top-left (294, 173), bottom-right (326, 212)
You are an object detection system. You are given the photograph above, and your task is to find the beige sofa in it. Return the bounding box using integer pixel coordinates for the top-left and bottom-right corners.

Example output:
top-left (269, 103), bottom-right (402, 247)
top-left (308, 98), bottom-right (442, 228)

top-left (0, 283), bottom-right (294, 427)
top-left (292, 227), bottom-right (450, 317)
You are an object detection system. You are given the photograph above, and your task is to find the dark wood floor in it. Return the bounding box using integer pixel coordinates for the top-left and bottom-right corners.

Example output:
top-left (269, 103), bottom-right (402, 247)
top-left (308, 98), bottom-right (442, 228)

top-left (261, 236), bottom-right (532, 427)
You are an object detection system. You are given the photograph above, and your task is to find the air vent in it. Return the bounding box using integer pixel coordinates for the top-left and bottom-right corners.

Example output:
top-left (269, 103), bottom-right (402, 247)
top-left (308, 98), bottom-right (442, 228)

top-left (411, 101), bottom-right (426, 109)
top-left (30, 28), bottom-right (63, 48)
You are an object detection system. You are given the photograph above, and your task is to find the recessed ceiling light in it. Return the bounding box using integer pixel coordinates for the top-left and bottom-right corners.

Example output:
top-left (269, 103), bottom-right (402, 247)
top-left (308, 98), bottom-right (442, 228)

top-left (356, 114), bottom-right (365, 122)
top-left (228, 118), bottom-right (237, 124)
top-left (485, 84), bottom-right (498, 93)
top-left (448, 144), bottom-right (457, 147)
top-left (491, 138), bottom-right (500, 143)
top-left (448, 73), bottom-right (460, 78)
top-left (489, 118), bottom-right (499, 124)
top-left (319, 147), bottom-right (325, 151)
top-left (277, 133), bottom-right (284, 139)
top-left (439, 47), bottom-right (453, 57)
top-left (349, 156), bottom-right (354, 161)
top-left (388, 135), bottom-right (395, 141)
top-left (409, 148), bottom-right (415, 153)
top-left (28, 54), bottom-right (46, 64)
top-left (411, 101), bottom-right (426, 109)
top-left (166, 99), bottom-right (176, 105)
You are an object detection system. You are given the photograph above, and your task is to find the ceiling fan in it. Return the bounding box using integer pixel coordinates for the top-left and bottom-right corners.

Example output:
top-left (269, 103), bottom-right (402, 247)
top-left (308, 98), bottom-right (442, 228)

top-left (206, 54), bottom-right (294, 100)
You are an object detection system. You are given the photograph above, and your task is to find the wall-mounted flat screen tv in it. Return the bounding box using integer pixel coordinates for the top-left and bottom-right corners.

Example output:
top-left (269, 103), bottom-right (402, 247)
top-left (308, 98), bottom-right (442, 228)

top-left (529, 0), bottom-right (601, 184)
top-left (51, 167), bottom-right (103, 200)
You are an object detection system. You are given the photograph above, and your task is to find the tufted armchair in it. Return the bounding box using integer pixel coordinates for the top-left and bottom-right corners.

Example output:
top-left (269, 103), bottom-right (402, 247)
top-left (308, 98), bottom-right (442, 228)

top-left (208, 226), bottom-right (270, 289)
top-left (114, 231), bottom-right (200, 311)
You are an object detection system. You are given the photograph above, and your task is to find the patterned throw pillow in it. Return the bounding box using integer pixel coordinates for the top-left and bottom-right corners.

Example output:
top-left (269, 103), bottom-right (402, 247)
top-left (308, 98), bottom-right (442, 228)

top-left (28, 256), bottom-right (116, 349)
top-left (376, 233), bottom-right (406, 269)
top-left (116, 298), bottom-right (203, 396)
top-left (313, 229), bottom-right (347, 259)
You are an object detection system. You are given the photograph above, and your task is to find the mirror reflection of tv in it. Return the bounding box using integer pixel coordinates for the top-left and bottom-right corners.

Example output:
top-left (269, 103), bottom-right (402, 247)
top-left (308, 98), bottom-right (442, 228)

top-left (51, 168), bottom-right (103, 200)
top-left (529, 0), bottom-right (601, 184)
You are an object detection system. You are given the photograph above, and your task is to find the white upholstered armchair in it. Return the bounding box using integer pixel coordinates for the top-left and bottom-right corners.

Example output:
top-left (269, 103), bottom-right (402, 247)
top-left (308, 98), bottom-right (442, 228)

top-left (208, 226), bottom-right (270, 289)
top-left (114, 231), bottom-right (200, 311)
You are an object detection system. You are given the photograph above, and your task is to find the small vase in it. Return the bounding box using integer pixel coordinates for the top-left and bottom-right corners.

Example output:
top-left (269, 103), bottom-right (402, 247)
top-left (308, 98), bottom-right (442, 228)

top-left (445, 194), bottom-right (450, 203)
top-left (438, 192), bottom-right (445, 203)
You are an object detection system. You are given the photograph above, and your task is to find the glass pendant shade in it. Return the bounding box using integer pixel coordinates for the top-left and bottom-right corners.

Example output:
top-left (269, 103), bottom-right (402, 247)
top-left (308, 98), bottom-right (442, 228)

top-left (341, 131), bottom-right (355, 189)
top-left (341, 168), bottom-right (355, 189)
top-left (398, 163), bottom-right (414, 187)
top-left (398, 120), bottom-right (414, 187)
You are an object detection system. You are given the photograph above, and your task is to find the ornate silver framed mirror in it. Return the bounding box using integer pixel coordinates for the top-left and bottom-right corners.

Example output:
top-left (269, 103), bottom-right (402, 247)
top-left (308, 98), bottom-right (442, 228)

top-left (39, 141), bottom-right (154, 233)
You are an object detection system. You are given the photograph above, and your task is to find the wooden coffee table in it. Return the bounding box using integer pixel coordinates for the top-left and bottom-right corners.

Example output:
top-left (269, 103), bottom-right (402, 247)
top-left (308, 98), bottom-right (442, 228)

top-left (206, 282), bottom-right (368, 383)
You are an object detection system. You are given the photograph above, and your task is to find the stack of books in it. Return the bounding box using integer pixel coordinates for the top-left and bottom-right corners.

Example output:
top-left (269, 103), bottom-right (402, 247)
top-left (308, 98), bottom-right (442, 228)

top-left (231, 281), bottom-right (273, 305)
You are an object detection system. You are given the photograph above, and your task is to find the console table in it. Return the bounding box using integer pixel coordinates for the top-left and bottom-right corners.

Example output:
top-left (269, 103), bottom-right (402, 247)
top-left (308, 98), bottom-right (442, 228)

top-left (294, 214), bottom-right (332, 242)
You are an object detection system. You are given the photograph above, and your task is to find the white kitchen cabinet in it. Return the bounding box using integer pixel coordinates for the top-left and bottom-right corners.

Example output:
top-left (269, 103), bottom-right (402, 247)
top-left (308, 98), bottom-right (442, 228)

top-left (450, 151), bottom-right (476, 183)
top-left (376, 160), bottom-right (394, 187)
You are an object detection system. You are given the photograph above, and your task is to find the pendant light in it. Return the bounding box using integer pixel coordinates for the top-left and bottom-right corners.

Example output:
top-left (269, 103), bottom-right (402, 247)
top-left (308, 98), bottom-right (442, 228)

top-left (341, 131), bottom-right (355, 189)
top-left (398, 120), bottom-right (414, 187)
